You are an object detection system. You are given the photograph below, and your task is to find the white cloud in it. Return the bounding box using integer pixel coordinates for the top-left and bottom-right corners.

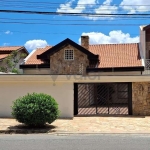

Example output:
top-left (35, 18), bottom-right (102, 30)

top-left (120, 0), bottom-right (150, 13)
top-left (57, 0), bottom-right (98, 13)
top-left (95, 0), bottom-right (117, 15)
top-left (79, 30), bottom-right (139, 44)
top-left (57, 0), bottom-right (118, 20)
top-left (88, 0), bottom-right (118, 20)
top-left (4, 30), bottom-right (13, 35)
top-left (24, 39), bottom-right (48, 50)
top-left (3, 43), bottom-right (10, 46)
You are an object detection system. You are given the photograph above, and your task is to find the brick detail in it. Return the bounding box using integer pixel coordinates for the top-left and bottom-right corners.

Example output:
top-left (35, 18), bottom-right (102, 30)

top-left (50, 44), bottom-right (89, 75)
top-left (81, 36), bottom-right (89, 50)
top-left (132, 82), bottom-right (150, 116)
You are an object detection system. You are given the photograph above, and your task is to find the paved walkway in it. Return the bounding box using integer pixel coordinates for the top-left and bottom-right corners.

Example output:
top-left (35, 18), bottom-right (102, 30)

top-left (1, 116), bottom-right (150, 134)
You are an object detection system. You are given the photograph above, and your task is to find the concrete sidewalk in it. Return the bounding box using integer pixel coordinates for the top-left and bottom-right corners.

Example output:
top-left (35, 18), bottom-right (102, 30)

top-left (0, 116), bottom-right (150, 134)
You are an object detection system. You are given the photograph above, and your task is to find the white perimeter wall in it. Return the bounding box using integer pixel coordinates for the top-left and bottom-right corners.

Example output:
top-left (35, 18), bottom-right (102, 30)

top-left (1, 75), bottom-right (150, 118)
top-left (0, 75), bottom-right (74, 118)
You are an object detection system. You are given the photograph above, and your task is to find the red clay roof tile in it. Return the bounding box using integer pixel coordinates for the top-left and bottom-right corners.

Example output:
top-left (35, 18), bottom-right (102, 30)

top-left (0, 46), bottom-right (26, 60)
top-left (0, 54), bottom-right (9, 59)
top-left (0, 46), bottom-right (23, 51)
top-left (89, 43), bottom-right (142, 68)
top-left (25, 43), bottom-right (143, 68)
top-left (25, 46), bottom-right (52, 65)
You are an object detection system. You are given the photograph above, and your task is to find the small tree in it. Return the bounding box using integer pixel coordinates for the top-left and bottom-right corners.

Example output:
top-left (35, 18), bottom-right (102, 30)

top-left (0, 51), bottom-right (27, 74)
top-left (12, 93), bottom-right (60, 127)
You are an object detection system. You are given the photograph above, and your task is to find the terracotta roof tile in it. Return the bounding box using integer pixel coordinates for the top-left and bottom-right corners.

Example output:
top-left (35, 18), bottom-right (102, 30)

top-left (25, 46), bottom-right (52, 65)
top-left (89, 43), bottom-right (142, 68)
top-left (0, 54), bottom-right (9, 59)
top-left (0, 46), bottom-right (23, 51)
top-left (24, 43), bottom-right (143, 68)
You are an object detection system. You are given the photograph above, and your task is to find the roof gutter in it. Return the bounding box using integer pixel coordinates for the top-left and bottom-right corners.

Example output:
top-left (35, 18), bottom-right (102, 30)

top-left (87, 66), bottom-right (144, 72)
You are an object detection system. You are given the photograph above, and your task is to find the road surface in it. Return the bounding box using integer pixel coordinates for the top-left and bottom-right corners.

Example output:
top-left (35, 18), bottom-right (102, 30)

top-left (0, 134), bottom-right (150, 150)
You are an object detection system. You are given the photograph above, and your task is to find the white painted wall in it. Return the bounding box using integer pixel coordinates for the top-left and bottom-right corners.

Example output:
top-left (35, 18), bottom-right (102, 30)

top-left (0, 77), bottom-right (73, 118)
top-left (1, 75), bottom-right (150, 118)
top-left (140, 26), bottom-right (146, 59)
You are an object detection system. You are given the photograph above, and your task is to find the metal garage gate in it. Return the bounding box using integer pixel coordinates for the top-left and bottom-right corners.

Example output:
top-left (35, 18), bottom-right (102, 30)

top-left (74, 83), bottom-right (132, 116)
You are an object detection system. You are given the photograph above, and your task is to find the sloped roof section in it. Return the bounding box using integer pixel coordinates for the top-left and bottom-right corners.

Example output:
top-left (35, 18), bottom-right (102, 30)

top-left (22, 43), bottom-right (143, 69)
top-left (89, 43), bottom-right (142, 68)
top-left (0, 46), bottom-right (23, 51)
top-left (0, 46), bottom-right (29, 60)
top-left (0, 54), bottom-right (9, 59)
top-left (25, 46), bottom-right (52, 65)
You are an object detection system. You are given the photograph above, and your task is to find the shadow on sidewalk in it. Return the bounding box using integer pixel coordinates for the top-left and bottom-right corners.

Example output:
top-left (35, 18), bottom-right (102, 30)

top-left (6, 124), bottom-right (57, 134)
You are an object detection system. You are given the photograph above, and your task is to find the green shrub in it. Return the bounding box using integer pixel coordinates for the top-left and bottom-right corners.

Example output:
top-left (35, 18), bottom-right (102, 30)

top-left (12, 93), bottom-right (59, 127)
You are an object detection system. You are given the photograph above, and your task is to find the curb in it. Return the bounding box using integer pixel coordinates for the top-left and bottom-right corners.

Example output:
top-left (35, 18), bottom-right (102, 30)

top-left (1, 130), bottom-right (150, 135)
top-left (0, 129), bottom-right (56, 134)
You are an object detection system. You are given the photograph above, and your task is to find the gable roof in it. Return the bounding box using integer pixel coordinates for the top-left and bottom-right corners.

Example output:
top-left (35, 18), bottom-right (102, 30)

top-left (37, 38), bottom-right (98, 60)
top-left (0, 46), bottom-right (29, 60)
top-left (23, 43), bottom-right (143, 69)
top-left (89, 43), bottom-right (142, 68)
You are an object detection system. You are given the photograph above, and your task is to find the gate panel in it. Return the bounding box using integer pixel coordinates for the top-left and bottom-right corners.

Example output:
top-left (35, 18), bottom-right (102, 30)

top-left (75, 83), bottom-right (132, 116)
top-left (78, 84), bottom-right (96, 115)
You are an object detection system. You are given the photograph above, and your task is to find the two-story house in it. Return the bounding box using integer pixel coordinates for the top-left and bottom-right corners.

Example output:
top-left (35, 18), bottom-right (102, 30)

top-left (15, 24), bottom-right (150, 117)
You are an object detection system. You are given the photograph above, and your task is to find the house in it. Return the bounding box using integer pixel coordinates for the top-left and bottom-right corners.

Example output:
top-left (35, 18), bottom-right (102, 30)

top-left (0, 46), bottom-right (29, 74)
top-left (18, 24), bottom-right (150, 117)
top-left (20, 37), bottom-right (144, 75)
top-left (1, 24), bottom-right (150, 118)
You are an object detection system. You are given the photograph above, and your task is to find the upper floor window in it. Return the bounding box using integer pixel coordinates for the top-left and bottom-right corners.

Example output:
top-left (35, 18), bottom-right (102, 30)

top-left (64, 50), bottom-right (74, 60)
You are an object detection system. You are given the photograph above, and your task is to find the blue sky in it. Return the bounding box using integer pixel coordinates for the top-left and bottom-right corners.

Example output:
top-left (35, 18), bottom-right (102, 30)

top-left (0, 0), bottom-right (150, 52)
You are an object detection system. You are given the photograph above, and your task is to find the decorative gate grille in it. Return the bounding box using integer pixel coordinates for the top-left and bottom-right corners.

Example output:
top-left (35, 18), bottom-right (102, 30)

top-left (74, 83), bottom-right (132, 115)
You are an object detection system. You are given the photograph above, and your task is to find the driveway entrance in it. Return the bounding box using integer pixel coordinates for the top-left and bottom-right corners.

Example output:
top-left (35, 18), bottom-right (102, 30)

top-left (74, 83), bottom-right (132, 116)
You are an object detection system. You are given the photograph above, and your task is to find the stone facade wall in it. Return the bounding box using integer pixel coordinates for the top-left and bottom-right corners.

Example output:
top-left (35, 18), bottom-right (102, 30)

top-left (132, 82), bottom-right (150, 116)
top-left (50, 44), bottom-right (89, 75)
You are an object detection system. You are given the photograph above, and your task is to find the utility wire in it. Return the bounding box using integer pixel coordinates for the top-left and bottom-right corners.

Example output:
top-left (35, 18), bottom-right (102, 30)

top-left (1, 17), bottom-right (150, 21)
top-left (0, 21), bottom-right (145, 26)
top-left (1, 9), bottom-right (150, 16)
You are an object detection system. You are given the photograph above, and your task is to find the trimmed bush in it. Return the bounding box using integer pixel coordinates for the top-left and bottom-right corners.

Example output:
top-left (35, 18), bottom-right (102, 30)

top-left (12, 93), bottom-right (59, 127)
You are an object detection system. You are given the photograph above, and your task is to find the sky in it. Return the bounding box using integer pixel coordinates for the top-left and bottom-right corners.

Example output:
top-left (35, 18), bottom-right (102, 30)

top-left (0, 0), bottom-right (150, 52)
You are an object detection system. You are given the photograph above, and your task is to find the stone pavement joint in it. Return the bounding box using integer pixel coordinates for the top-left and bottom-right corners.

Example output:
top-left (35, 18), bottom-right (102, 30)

top-left (0, 117), bottom-right (150, 134)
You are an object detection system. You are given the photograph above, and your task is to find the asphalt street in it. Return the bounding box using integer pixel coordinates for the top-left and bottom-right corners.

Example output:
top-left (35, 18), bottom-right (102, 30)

top-left (0, 134), bottom-right (150, 150)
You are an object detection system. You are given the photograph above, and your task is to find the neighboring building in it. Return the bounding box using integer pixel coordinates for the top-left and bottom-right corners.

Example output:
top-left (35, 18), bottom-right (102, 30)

top-left (0, 46), bottom-right (29, 73)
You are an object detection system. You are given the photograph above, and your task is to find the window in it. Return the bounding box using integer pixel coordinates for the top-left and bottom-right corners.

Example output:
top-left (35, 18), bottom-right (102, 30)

top-left (64, 50), bottom-right (74, 60)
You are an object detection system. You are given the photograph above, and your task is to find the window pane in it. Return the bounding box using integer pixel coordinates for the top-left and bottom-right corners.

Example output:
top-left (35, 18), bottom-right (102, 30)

top-left (65, 50), bottom-right (74, 60)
